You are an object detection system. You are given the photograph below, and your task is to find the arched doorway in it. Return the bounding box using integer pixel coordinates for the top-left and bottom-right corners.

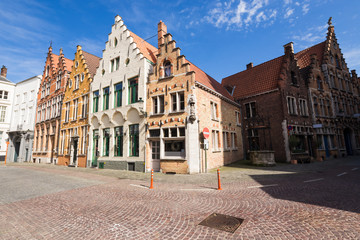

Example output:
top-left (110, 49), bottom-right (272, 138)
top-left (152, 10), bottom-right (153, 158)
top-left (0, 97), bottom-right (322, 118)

top-left (344, 128), bottom-right (353, 155)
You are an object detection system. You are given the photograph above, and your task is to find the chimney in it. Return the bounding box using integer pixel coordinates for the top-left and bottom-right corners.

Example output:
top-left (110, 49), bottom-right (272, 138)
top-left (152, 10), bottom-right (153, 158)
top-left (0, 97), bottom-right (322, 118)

top-left (1, 65), bottom-right (7, 78)
top-left (283, 42), bottom-right (294, 55)
top-left (158, 20), bottom-right (167, 49)
top-left (246, 62), bottom-right (253, 70)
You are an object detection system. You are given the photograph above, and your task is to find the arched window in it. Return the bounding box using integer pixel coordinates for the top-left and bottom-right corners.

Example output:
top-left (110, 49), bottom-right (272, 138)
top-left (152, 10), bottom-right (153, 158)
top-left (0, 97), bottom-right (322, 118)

top-left (164, 61), bottom-right (171, 77)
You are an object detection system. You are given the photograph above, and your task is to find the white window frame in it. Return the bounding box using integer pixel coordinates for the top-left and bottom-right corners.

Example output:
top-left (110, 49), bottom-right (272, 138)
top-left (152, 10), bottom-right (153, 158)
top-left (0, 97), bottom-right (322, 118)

top-left (235, 111), bottom-right (241, 126)
top-left (73, 99), bottom-right (78, 121)
top-left (210, 101), bottom-right (219, 120)
top-left (65, 102), bottom-right (70, 122)
top-left (152, 95), bottom-right (165, 115)
top-left (212, 130), bottom-right (220, 151)
top-left (287, 96), bottom-right (297, 115)
top-left (299, 99), bottom-right (308, 116)
top-left (170, 91), bottom-right (185, 113)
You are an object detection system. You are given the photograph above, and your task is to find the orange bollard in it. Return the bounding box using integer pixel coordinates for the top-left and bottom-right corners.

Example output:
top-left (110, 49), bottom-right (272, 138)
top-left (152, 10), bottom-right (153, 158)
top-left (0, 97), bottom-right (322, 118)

top-left (149, 169), bottom-right (154, 189)
top-left (217, 169), bottom-right (222, 190)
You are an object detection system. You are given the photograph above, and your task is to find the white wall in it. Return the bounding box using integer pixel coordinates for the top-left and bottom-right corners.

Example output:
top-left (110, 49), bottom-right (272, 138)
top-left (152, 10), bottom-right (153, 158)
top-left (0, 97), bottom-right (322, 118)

top-left (10, 75), bottom-right (41, 132)
top-left (0, 79), bottom-right (15, 156)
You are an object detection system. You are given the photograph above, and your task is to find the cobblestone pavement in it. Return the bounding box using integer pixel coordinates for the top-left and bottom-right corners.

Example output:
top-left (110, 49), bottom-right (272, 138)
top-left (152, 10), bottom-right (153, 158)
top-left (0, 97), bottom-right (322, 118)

top-left (0, 157), bottom-right (359, 239)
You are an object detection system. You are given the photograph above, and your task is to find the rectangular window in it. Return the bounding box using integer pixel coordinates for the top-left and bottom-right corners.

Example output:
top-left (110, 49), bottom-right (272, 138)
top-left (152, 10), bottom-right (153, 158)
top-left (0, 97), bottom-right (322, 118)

top-left (211, 102), bottom-right (219, 120)
top-left (245, 102), bottom-right (256, 118)
top-left (65, 102), bottom-right (70, 122)
top-left (114, 82), bottom-right (122, 108)
top-left (56, 73), bottom-right (62, 90)
top-left (74, 75), bottom-right (80, 90)
top-left (103, 87), bottom-right (110, 110)
top-left (73, 99), bottom-right (78, 120)
top-left (231, 132), bottom-right (237, 149)
top-left (81, 126), bottom-right (87, 154)
top-left (153, 95), bottom-right (164, 114)
top-left (299, 99), bottom-right (308, 116)
top-left (212, 130), bottom-right (220, 151)
top-left (0, 106), bottom-right (7, 122)
top-left (103, 128), bottom-right (110, 156)
top-left (170, 92), bottom-right (185, 112)
top-left (114, 126), bottom-right (123, 157)
top-left (115, 57), bottom-right (120, 71)
top-left (287, 97), bottom-right (297, 115)
top-left (129, 124), bottom-right (139, 157)
top-left (128, 77), bottom-right (138, 104)
top-left (151, 141), bottom-right (160, 159)
top-left (82, 95), bottom-right (88, 118)
top-left (93, 90), bottom-right (99, 113)
top-left (313, 97), bottom-right (319, 116)
top-left (222, 132), bottom-right (229, 150)
top-left (236, 111), bottom-right (241, 125)
top-left (149, 129), bottom-right (160, 138)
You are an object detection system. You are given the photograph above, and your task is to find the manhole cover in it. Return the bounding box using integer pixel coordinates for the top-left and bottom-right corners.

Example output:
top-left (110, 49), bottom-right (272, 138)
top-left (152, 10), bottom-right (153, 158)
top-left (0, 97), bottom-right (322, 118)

top-left (198, 213), bottom-right (244, 233)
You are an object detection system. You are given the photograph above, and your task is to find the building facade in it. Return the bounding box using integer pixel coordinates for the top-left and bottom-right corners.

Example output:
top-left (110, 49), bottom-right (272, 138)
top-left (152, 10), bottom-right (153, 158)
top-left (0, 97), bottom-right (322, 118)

top-left (32, 47), bottom-right (73, 164)
top-left (0, 66), bottom-right (15, 161)
top-left (305, 20), bottom-right (360, 158)
top-left (88, 16), bottom-right (156, 171)
top-left (7, 75), bottom-right (41, 163)
top-left (145, 21), bottom-right (243, 174)
top-left (222, 18), bottom-right (360, 163)
top-left (58, 46), bottom-right (100, 167)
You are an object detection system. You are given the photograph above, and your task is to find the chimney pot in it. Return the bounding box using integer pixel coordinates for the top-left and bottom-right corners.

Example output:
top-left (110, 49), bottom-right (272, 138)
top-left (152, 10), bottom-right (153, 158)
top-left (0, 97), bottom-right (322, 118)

top-left (246, 62), bottom-right (253, 70)
top-left (1, 65), bottom-right (7, 78)
top-left (283, 42), bottom-right (294, 54)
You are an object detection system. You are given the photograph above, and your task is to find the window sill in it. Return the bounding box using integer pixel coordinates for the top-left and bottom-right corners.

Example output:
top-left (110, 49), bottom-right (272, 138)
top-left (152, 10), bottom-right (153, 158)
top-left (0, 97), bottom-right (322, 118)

top-left (159, 75), bottom-right (174, 81)
top-left (169, 110), bottom-right (185, 114)
top-left (211, 119), bottom-right (219, 122)
top-left (212, 150), bottom-right (221, 153)
top-left (223, 149), bottom-right (231, 152)
top-left (161, 156), bottom-right (186, 161)
top-left (150, 113), bottom-right (165, 117)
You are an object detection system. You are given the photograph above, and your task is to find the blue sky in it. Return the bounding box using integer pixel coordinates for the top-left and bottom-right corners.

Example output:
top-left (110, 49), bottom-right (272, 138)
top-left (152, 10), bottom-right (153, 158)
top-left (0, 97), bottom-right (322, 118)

top-left (1, 0), bottom-right (359, 83)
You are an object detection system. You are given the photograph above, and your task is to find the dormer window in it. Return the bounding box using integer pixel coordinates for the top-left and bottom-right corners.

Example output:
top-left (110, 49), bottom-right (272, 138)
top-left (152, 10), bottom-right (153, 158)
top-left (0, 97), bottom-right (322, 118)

top-left (164, 61), bottom-right (171, 77)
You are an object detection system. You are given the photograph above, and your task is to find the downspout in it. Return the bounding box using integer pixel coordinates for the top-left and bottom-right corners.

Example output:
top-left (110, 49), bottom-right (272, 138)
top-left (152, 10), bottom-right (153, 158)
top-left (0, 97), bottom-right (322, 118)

top-left (239, 102), bottom-right (246, 160)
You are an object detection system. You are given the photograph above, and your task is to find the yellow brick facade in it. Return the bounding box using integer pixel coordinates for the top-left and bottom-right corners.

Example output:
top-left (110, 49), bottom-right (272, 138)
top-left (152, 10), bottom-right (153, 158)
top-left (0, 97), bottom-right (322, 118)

top-left (58, 46), bottom-right (98, 167)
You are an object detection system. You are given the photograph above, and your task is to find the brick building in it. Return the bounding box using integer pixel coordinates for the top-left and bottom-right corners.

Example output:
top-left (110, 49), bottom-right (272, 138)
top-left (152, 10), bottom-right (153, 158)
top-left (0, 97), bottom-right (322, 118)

top-left (146, 21), bottom-right (243, 173)
top-left (89, 16), bottom-right (156, 171)
top-left (32, 47), bottom-right (73, 164)
top-left (305, 19), bottom-right (360, 158)
top-left (58, 45), bottom-right (100, 167)
top-left (222, 18), bottom-right (360, 163)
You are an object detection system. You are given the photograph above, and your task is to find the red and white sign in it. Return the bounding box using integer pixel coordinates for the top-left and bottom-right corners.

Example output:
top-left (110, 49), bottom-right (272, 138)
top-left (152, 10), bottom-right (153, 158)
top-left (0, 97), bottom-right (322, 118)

top-left (203, 127), bottom-right (210, 139)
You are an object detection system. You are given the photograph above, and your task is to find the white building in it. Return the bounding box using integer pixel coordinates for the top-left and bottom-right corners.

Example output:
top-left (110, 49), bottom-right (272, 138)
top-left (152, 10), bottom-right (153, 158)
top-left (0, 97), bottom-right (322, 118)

top-left (7, 75), bottom-right (41, 162)
top-left (0, 66), bottom-right (15, 161)
top-left (88, 16), bottom-right (156, 171)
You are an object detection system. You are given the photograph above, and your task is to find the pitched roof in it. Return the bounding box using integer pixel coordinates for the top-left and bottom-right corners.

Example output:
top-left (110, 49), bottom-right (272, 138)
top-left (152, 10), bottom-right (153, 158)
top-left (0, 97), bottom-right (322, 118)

top-left (129, 31), bottom-right (158, 63)
top-left (189, 61), bottom-right (234, 100)
top-left (295, 41), bottom-right (325, 69)
top-left (222, 56), bottom-right (284, 99)
top-left (63, 57), bottom-right (73, 71)
top-left (222, 41), bottom-right (326, 99)
top-left (82, 51), bottom-right (100, 78)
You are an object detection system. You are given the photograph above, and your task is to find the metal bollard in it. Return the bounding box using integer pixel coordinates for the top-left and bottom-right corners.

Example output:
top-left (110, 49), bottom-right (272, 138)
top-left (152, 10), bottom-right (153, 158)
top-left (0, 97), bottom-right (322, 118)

top-left (217, 169), bottom-right (222, 190)
top-left (150, 169), bottom-right (154, 189)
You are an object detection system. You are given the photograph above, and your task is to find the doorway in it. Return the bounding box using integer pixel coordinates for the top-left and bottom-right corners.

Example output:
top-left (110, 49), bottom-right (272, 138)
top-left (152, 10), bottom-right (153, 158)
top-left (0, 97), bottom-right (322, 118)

top-left (151, 141), bottom-right (160, 172)
top-left (323, 135), bottom-right (330, 157)
top-left (92, 135), bottom-right (99, 167)
top-left (14, 140), bottom-right (20, 162)
top-left (344, 128), bottom-right (353, 155)
top-left (72, 139), bottom-right (78, 165)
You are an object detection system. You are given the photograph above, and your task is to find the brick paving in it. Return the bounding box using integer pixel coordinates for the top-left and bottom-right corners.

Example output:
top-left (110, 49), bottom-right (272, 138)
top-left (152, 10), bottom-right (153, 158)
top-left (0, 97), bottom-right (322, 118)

top-left (0, 157), bottom-right (359, 239)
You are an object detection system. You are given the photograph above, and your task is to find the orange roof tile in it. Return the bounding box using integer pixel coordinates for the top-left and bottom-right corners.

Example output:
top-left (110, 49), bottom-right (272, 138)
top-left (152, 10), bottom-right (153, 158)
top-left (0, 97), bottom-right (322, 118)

top-left (189, 61), bottom-right (234, 100)
top-left (222, 56), bottom-right (284, 99)
top-left (295, 41), bottom-right (325, 69)
top-left (129, 31), bottom-right (158, 63)
top-left (63, 57), bottom-right (73, 71)
top-left (82, 51), bottom-right (100, 78)
top-left (50, 53), bottom-right (59, 70)
top-left (222, 41), bottom-right (326, 99)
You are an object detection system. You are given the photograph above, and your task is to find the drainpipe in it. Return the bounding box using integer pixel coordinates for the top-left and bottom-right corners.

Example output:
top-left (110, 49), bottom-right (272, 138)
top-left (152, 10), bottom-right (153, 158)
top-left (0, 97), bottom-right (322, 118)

top-left (239, 103), bottom-right (247, 160)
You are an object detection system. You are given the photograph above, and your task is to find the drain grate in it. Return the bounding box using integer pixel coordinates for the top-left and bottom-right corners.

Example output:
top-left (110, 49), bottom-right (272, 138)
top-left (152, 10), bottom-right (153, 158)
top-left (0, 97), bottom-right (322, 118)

top-left (198, 213), bottom-right (244, 233)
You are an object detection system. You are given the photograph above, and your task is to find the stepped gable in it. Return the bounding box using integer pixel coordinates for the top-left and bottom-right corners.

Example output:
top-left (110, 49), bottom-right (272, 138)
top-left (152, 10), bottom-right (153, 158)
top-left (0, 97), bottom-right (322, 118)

top-left (295, 41), bottom-right (326, 69)
top-left (189, 61), bottom-right (234, 100)
top-left (58, 49), bottom-right (73, 72)
top-left (46, 47), bottom-right (59, 78)
top-left (82, 50), bottom-right (100, 77)
top-left (222, 56), bottom-right (284, 99)
top-left (129, 30), bottom-right (157, 63)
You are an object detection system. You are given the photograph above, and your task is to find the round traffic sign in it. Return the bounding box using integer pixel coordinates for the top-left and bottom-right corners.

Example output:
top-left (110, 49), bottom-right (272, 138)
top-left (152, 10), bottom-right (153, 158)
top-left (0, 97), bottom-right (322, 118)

top-left (203, 127), bottom-right (210, 139)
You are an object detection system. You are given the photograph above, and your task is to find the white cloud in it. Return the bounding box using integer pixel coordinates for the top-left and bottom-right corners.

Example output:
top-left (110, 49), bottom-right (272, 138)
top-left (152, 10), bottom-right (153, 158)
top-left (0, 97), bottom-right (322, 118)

top-left (302, 4), bottom-right (310, 14)
top-left (204, 0), bottom-right (276, 30)
top-left (343, 48), bottom-right (360, 70)
top-left (284, 8), bottom-right (294, 18)
top-left (284, 0), bottom-right (292, 5)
